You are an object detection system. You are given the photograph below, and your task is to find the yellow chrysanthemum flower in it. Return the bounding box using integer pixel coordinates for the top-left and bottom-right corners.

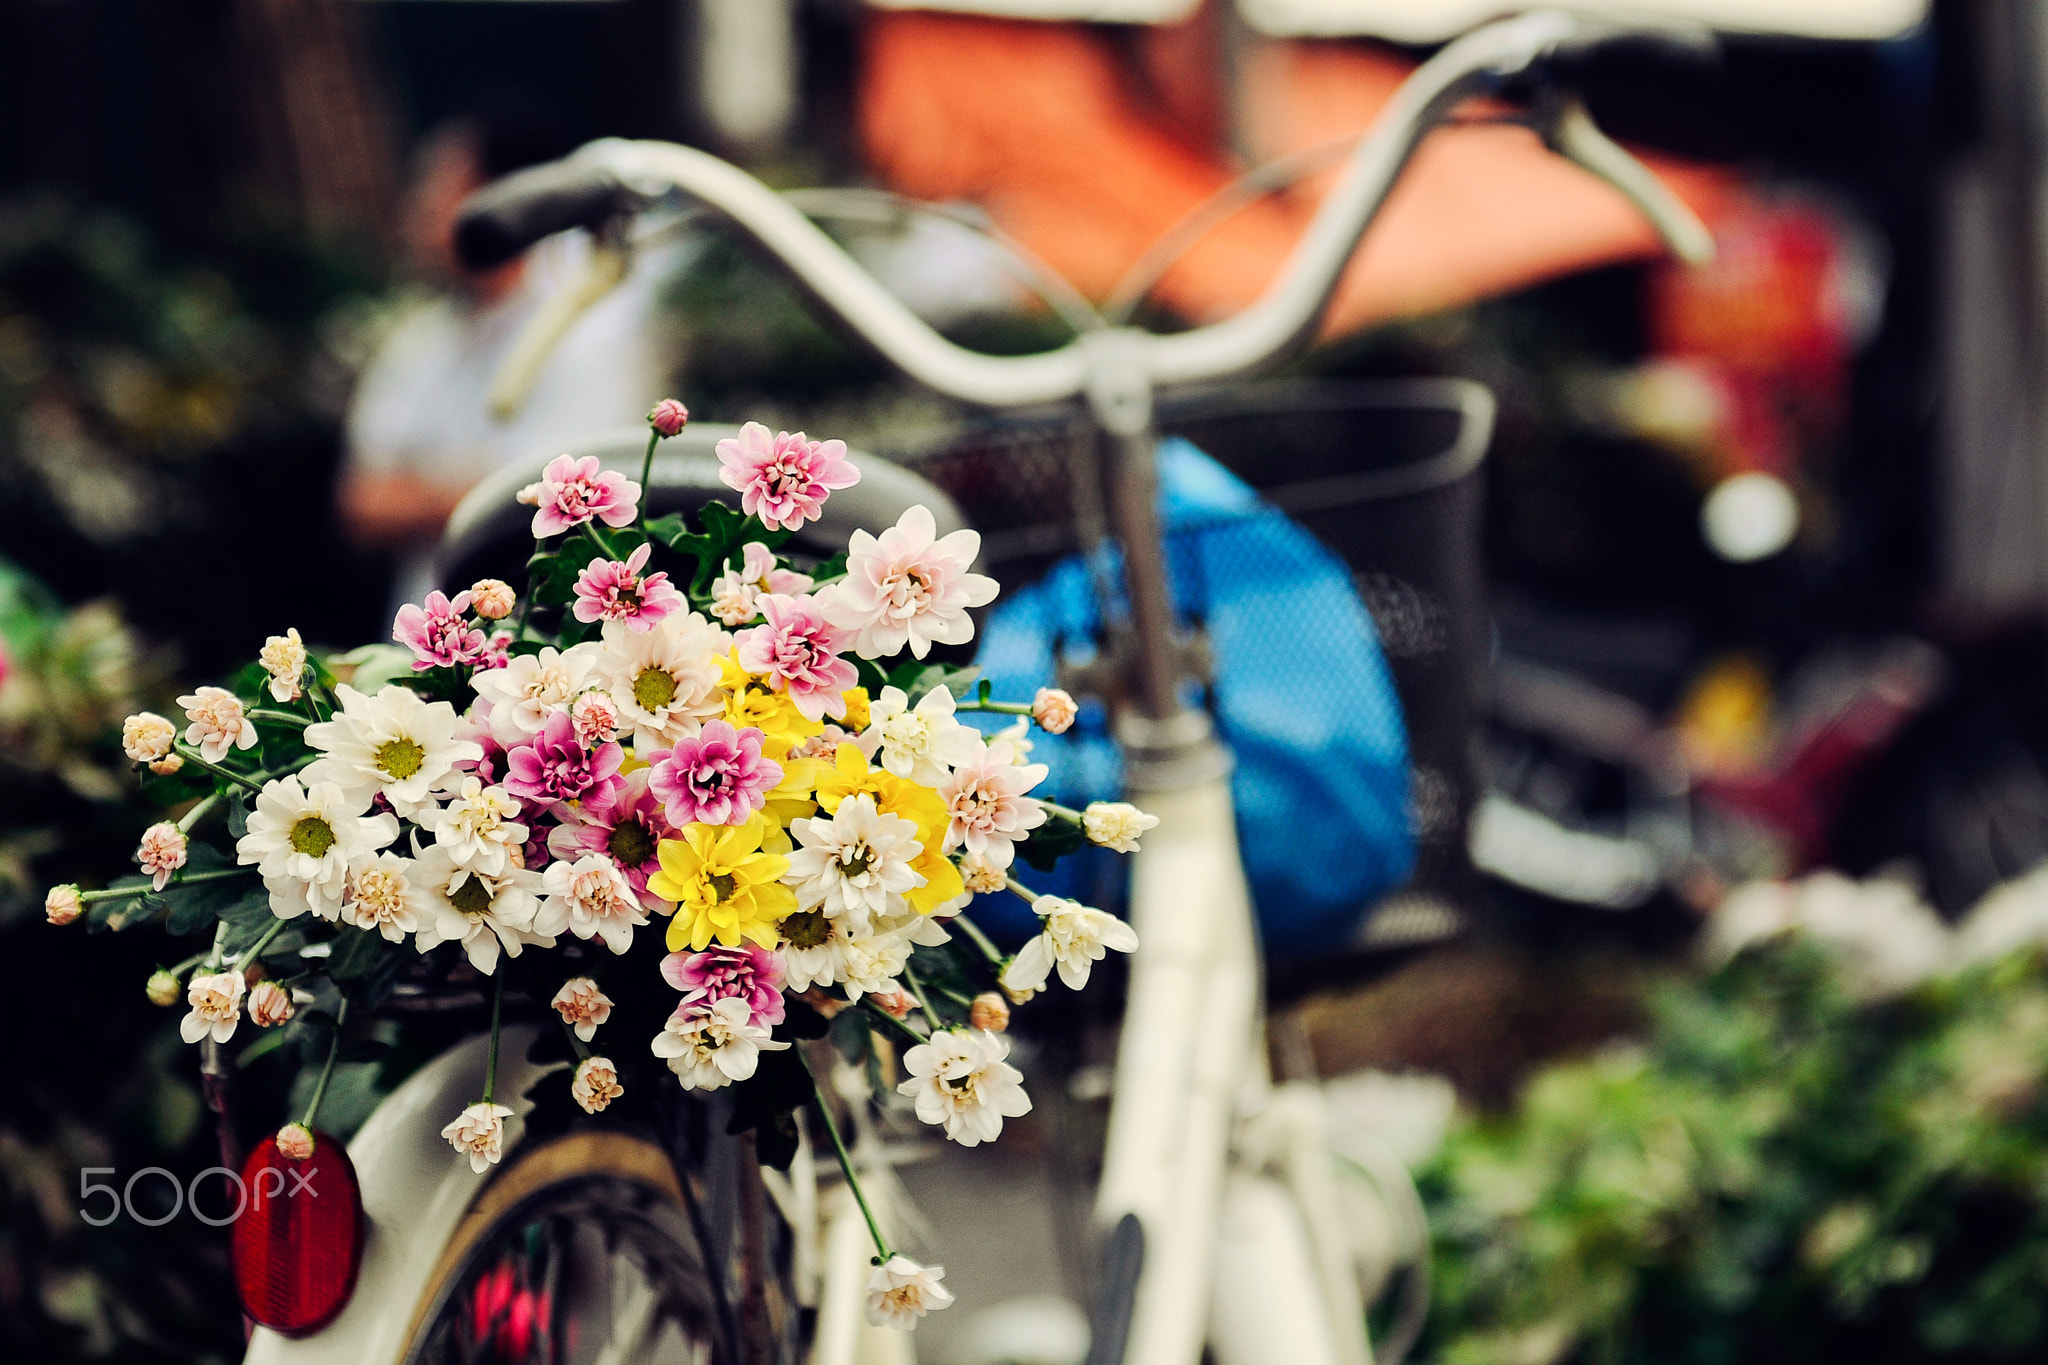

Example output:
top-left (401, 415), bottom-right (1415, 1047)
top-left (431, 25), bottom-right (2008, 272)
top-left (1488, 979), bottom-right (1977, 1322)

top-left (759, 753), bottom-right (829, 855)
top-left (840, 686), bottom-right (871, 732)
top-left (648, 814), bottom-right (796, 950)
top-left (718, 651), bottom-right (823, 747)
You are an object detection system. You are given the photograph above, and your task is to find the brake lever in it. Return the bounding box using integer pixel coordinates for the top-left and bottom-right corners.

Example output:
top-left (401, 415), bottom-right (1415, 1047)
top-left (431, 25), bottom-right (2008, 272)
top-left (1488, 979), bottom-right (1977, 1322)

top-left (485, 224), bottom-right (633, 424)
top-left (1537, 92), bottom-right (1715, 267)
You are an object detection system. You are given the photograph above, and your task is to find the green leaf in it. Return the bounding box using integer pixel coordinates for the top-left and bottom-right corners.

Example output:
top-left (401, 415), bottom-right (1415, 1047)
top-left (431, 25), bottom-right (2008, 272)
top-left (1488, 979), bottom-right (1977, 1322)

top-left (807, 550), bottom-right (848, 584)
top-left (901, 663), bottom-right (980, 703)
top-left (1017, 816), bottom-right (1088, 873)
top-left (325, 926), bottom-right (388, 983)
top-left (830, 1006), bottom-right (872, 1066)
top-left (644, 512), bottom-right (688, 544)
top-left (160, 869), bottom-right (256, 936)
top-left (338, 1039), bottom-right (393, 1064)
top-left (225, 798), bottom-right (249, 839)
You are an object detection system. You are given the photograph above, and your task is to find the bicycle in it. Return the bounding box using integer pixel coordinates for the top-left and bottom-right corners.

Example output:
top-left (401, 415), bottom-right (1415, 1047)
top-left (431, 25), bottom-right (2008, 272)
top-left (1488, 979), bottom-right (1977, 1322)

top-left (244, 12), bottom-right (1711, 1364)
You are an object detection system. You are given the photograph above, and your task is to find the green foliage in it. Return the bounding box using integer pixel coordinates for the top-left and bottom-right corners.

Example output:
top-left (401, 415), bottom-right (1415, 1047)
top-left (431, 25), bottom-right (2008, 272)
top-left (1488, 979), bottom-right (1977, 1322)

top-left (1422, 939), bottom-right (2048, 1365)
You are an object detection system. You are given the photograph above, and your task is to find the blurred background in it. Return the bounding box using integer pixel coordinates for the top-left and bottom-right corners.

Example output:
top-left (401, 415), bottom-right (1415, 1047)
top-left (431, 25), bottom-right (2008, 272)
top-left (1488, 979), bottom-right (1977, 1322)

top-left (17, 0), bottom-right (2048, 1361)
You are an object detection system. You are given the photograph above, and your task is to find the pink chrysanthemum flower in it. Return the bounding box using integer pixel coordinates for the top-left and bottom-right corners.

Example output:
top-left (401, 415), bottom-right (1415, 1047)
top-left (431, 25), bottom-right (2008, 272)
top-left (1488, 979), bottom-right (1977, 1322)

top-left (714, 422), bottom-right (860, 532)
top-left (476, 631), bottom-right (514, 671)
top-left (394, 590), bottom-right (487, 670)
top-left (548, 768), bottom-right (674, 907)
top-left (503, 710), bottom-right (625, 806)
top-left (936, 738), bottom-right (1049, 871)
top-left (572, 543), bottom-right (684, 632)
top-left (820, 505), bottom-right (997, 660)
top-left (734, 594), bottom-right (858, 723)
top-left (661, 944), bottom-right (786, 1028)
top-left (709, 542), bottom-right (815, 627)
top-left (531, 453), bottom-right (642, 539)
top-left (647, 720), bottom-right (782, 828)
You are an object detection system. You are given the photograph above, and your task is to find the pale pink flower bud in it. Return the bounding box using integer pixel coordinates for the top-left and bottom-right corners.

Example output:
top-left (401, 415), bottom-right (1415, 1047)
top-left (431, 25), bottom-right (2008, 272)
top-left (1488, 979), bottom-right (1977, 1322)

top-left (136, 822), bottom-right (188, 892)
top-left (1032, 687), bottom-right (1077, 735)
top-left (149, 755), bottom-right (185, 776)
top-left (122, 711), bottom-right (177, 764)
top-left (442, 1101), bottom-right (514, 1173)
top-left (470, 579), bottom-right (517, 620)
top-left (968, 991), bottom-right (1010, 1033)
top-left (572, 1057), bottom-right (624, 1114)
top-left (552, 977), bottom-right (614, 1042)
top-left (871, 988), bottom-right (916, 1021)
top-left (275, 1123), bottom-right (316, 1161)
top-left (146, 970), bottom-right (181, 1007)
top-left (248, 980), bottom-right (295, 1027)
top-left (1001, 981), bottom-right (1036, 1007)
top-left (44, 885), bottom-right (82, 926)
top-left (570, 690), bottom-right (620, 745)
top-left (648, 398), bottom-right (690, 437)
top-left (515, 481), bottom-right (544, 507)
top-left (1083, 801), bottom-right (1159, 854)
top-left (177, 685), bottom-right (257, 764)
top-left (959, 854), bottom-right (1006, 896)
top-left (259, 628), bottom-right (307, 702)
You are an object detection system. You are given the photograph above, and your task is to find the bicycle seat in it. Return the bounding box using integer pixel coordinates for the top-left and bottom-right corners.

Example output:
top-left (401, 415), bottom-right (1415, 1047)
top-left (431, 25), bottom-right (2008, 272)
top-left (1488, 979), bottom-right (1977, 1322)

top-left (433, 423), bottom-right (971, 597)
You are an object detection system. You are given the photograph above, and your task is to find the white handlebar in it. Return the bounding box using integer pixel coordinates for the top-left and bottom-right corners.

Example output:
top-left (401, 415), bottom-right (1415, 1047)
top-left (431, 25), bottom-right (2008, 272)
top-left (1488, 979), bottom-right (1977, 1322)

top-left (564, 11), bottom-right (1709, 410)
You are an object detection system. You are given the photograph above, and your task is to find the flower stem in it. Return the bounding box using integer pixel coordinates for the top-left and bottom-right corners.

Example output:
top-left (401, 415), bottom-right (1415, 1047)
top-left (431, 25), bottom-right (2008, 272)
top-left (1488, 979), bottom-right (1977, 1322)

top-left (1003, 875), bottom-right (1041, 907)
top-left (637, 429), bottom-right (660, 524)
top-left (952, 699), bottom-right (1033, 716)
top-left (205, 918), bottom-right (231, 969)
top-left (176, 745), bottom-right (266, 794)
top-left (300, 999), bottom-right (348, 1129)
top-left (557, 1015), bottom-right (591, 1062)
top-left (78, 867), bottom-right (254, 903)
top-left (231, 918), bottom-right (287, 970)
top-left (953, 911), bottom-right (1006, 969)
top-left (860, 998), bottom-right (928, 1047)
top-left (176, 792), bottom-right (222, 835)
top-left (248, 708), bottom-right (311, 729)
top-left (902, 965), bottom-right (945, 1032)
top-left (588, 523), bottom-right (624, 562)
top-left (515, 589), bottom-right (537, 644)
top-left (482, 971), bottom-right (504, 1105)
top-left (809, 1068), bottom-right (892, 1262)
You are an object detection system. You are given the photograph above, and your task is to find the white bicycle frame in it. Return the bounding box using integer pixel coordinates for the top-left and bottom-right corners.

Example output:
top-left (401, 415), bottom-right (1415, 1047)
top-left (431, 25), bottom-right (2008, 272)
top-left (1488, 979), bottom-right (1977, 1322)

top-left (261, 13), bottom-right (1711, 1364)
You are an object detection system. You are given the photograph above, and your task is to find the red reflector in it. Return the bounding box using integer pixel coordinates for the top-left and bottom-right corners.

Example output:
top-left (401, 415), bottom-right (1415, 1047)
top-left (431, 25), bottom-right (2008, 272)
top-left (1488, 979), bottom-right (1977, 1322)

top-left (231, 1130), bottom-right (366, 1336)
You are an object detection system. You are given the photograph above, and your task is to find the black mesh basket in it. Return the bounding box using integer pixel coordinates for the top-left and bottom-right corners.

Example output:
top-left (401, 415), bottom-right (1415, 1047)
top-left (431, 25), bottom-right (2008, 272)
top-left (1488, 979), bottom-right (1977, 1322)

top-left (885, 377), bottom-right (1494, 942)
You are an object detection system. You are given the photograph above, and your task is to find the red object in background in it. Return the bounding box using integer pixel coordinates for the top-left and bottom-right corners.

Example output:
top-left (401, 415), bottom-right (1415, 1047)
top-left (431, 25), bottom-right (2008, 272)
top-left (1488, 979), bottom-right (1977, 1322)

top-left (856, 9), bottom-right (1734, 337)
top-left (467, 1258), bottom-right (555, 1360)
top-left (1645, 197), bottom-right (1860, 478)
top-left (231, 1130), bottom-right (365, 1337)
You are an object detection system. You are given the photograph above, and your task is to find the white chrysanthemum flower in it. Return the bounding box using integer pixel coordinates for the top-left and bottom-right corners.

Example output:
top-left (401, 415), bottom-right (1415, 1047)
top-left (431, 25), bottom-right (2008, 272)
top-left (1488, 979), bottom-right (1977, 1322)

top-left (180, 970), bottom-right (246, 1045)
top-left (861, 684), bottom-right (982, 787)
top-left (649, 996), bottom-right (789, 1090)
top-left (470, 643), bottom-right (600, 741)
top-left (410, 844), bottom-right (549, 974)
top-left (441, 1101), bottom-right (514, 1173)
top-left (785, 794), bottom-right (927, 932)
top-left (236, 776), bottom-right (400, 921)
top-left (414, 776), bottom-right (527, 876)
top-left (959, 853), bottom-right (1007, 896)
top-left (865, 1254), bottom-right (955, 1330)
top-left (778, 910), bottom-right (914, 1001)
top-left (339, 850), bottom-right (432, 941)
top-left (259, 628), bottom-right (308, 703)
top-left (302, 684), bottom-right (483, 817)
top-left (178, 685), bottom-right (259, 764)
top-left (595, 613), bottom-right (729, 756)
top-left (1082, 801), bottom-right (1159, 854)
top-left (896, 1028), bottom-right (1031, 1147)
top-left (534, 854), bottom-right (648, 954)
top-left (571, 1057), bottom-right (623, 1114)
top-left (1002, 895), bottom-right (1139, 993)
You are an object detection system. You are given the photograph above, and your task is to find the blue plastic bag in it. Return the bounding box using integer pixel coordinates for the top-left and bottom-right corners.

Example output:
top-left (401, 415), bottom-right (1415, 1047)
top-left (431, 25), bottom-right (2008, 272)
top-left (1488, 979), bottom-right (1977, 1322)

top-left (966, 438), bottom-right (1414, 956)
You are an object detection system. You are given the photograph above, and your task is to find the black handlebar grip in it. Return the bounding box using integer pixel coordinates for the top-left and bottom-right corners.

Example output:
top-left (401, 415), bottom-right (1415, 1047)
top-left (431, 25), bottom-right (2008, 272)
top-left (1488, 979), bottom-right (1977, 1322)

top-left (452, 161), bottom-right (636, 271)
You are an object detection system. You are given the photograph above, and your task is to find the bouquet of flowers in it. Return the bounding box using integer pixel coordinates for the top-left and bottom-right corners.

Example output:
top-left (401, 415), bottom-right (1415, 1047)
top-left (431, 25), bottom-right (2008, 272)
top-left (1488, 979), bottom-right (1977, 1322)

top-left (45, 401), bottom-right (1150, 1333)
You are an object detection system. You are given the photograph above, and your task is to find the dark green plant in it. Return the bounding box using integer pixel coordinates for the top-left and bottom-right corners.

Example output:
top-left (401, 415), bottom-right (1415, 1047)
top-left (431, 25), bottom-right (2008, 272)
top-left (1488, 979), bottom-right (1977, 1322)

top-left (1423, 937), bottom-right (2048, 1365)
